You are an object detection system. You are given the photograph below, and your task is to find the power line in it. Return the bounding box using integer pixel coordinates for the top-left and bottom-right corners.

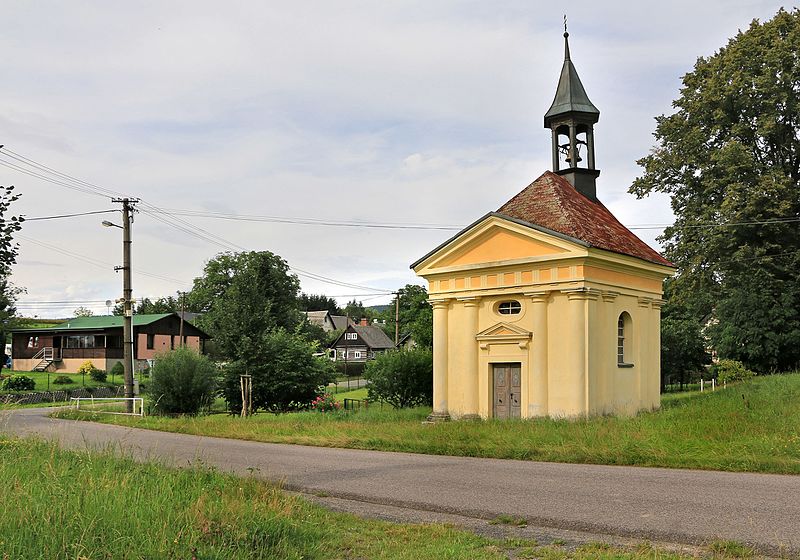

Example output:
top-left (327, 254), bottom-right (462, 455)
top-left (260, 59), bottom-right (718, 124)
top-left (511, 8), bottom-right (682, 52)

top-left (23, 209), bottom-right (118, 221)
top-left (17, 234), bottom-right (190, 286)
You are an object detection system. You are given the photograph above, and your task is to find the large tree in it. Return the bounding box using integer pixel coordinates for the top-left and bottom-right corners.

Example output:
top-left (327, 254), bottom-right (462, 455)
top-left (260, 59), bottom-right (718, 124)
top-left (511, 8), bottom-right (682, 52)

top-left (0, 185), bottom-right (23, 347)
top-left (382, 284), bottom-right (432, 349)
top-left (298, 293), bottom-right (341, 315)
top-left (188, 251), bottom-right (302, 360)
top-left (631, 9), bottom-right (800, 372)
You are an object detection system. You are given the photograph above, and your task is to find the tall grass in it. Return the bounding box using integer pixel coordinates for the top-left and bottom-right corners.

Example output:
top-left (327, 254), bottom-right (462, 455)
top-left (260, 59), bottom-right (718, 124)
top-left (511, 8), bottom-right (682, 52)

top-left (57, 373), bottom-right (800, 474)
top-left (0, 438), bottom-right (504, 559)
top-left (0, 438), bottom-right (757, 559)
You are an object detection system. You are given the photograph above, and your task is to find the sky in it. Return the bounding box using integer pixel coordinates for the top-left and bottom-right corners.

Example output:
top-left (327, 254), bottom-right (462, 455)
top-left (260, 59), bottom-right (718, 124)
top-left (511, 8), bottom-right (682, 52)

top-left (1, 0), bottom-right (790, 318)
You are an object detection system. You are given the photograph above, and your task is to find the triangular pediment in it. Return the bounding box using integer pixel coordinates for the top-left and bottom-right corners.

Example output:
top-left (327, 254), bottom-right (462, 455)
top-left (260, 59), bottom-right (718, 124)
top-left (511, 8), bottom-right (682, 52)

top-left (413, 214), bottom-right (586, 274)
top-left (476, 322), bottom-right (532, 340)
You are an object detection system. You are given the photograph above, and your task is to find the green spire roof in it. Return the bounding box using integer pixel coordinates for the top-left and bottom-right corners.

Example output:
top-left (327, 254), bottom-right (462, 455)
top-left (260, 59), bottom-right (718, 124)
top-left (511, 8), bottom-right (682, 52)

top-left (544, 32), bottom-right (599, 126)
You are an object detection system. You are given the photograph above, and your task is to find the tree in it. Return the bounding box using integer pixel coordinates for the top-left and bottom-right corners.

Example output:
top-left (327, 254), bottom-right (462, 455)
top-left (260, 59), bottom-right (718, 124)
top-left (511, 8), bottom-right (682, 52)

top-left (0, 185), bottom-right (23, 348)
top-left (660, 288), bottom-right (711, 390)
top-left (382, 284), bottom-right (432, 349)
top-left (188, 251), bottom-right (302, 360)
top-left (113, 294), bottom-right (190, 316)
top-left (148, 347), bottom-right (218, 415)
top-left (631, 9), bottom-right (800, 373)
top-left (364, 348), bottom-right (433, 408)
top-left (298, 293), bottom-right (341, 315)
top-left (343, 299), bottom-right (366, 321)
top-left (73, 306), bottom-right (94, 317)
top-left (222, 328), bottom-right (335, 413)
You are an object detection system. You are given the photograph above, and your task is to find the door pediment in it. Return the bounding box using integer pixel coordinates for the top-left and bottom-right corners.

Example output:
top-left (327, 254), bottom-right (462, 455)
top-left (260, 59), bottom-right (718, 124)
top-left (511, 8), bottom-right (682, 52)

top-left (476, 322), bottom-right (532, 349)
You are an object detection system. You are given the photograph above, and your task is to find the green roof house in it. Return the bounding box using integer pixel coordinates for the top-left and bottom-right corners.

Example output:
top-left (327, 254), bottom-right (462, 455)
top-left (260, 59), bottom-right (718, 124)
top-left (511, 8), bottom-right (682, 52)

top-left (11, 313), bottom-right (209, 373)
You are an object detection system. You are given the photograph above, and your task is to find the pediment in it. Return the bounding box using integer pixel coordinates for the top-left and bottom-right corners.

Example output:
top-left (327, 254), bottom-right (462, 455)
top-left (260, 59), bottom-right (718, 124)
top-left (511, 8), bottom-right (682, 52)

top-left (413, 215), bottom-right (585, 274)
top-left (476, 322), bottom-right (532, 340)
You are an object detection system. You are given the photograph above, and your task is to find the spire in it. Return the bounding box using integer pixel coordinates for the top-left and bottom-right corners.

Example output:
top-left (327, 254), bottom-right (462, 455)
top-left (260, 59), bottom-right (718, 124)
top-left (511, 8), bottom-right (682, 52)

top-left (544, 23), bottom-right (601, 201)
top-left (544, 31), bottom-right (599, 125)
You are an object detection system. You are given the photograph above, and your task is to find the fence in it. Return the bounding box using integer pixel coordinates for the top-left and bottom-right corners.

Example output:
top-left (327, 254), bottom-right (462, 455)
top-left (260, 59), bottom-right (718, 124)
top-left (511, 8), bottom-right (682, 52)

top-left (0, 385), bottom-right (125, 405)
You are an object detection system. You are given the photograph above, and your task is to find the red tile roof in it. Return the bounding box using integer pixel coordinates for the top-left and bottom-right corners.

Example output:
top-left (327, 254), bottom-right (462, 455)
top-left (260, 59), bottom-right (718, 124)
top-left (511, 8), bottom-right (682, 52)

top-left (497, 171), bottom-right (673, 267)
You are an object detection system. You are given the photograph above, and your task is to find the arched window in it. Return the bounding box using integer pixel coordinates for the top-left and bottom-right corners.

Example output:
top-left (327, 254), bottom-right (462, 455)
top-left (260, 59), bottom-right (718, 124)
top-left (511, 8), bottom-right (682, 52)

top-left (617, 312), bottom-right (633, 367)
top-left (497, 301), bottom-right (522, 315)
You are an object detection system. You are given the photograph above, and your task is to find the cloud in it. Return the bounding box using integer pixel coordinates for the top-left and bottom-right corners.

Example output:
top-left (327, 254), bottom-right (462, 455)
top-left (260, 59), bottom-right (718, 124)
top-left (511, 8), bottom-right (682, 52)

top-left (2, 0), bottom-right (786, 314)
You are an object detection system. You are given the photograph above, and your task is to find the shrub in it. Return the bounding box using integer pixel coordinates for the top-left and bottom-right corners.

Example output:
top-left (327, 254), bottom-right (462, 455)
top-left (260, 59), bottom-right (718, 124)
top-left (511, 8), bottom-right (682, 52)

top-left (364, 348), bottom-right (433, 408)
top-left (90, 369), bottom-right (107, 383)
top-left (1, 375), bottom-right (36, 392)
top-left (77, 361), bottom-right (97, 376)
top-left (52, 375), bottom-right (74, 385)
top-left (710, 359), bottom-right (756, 384)
top-left (222, 329), bottom-right (335, 414)
top-left (311, 393), bottom-right (341, 412)
top-left (148, 346), bottom-right (218, 415)
top-left (109, 361), bottom-right (124, 381)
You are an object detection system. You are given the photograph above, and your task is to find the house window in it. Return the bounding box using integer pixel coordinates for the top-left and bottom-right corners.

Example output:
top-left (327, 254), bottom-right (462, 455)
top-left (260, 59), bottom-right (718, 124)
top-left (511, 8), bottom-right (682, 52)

top-left (146, 334), bottom-right (154, 350)
top-left (107, 335), bottom-right (123, 348)
top-left (345, 332), bottom-right (357, 340)
top-left (497, 301), bottom-right (522, 315)
top-left (64, 335), bottom-right (99, 349)
top-left (353, 351), bottom-right (362, 359)
top-left (618, 312), bottom-right (633, 367)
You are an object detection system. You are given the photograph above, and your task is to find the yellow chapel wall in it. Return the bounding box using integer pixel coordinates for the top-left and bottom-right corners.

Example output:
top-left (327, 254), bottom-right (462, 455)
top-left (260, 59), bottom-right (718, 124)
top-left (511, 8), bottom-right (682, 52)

top-left (417, 222), bottom-right (672, 420)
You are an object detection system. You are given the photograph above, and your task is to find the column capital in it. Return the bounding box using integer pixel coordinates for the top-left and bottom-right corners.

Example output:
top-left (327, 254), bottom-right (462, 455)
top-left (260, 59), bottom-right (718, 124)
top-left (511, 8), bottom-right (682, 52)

top-left (601, 290), bottom-right (619, 303)
top-left (637, 296), bottom-right (654, 308)
top-left (524, 291), bottom-right (550, 303)
top-left (651, 298), bottom-right (667, 309)
top-left (456, 296), bottom-right (481, 307)
top-left (428, 298), bottom-right (451, 309)
top-left (564, 287), bottom-right (600, 301)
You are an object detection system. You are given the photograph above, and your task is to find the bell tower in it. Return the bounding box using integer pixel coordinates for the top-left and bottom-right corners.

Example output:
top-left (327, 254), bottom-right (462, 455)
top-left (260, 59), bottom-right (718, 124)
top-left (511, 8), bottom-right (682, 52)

top-left (544, 26), bottom-right (600, 200)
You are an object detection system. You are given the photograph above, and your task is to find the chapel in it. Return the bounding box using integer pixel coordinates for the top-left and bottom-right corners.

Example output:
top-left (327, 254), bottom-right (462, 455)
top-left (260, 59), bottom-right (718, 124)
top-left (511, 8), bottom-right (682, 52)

top-left (411, 31), bottom-right (675, 419)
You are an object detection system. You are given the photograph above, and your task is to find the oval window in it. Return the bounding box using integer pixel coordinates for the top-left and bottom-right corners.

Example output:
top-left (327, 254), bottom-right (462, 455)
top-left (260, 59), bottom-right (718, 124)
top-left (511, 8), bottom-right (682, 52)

top-left (497, 301), bottom-right (521, 315)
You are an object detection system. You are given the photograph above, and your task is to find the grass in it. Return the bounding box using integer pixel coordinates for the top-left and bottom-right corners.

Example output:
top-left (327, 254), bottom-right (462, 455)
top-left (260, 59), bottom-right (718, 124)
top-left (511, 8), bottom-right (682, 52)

top-left (0, 369), bottom-right (123, 393)
top-left (0, 436), bottom-right (763, 559)
top-left (55, 373), bottom-right (800, 474)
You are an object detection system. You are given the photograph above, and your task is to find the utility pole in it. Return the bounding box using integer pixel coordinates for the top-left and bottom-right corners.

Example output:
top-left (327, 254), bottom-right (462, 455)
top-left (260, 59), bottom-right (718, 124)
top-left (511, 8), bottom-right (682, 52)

top-left (178, 291), bottom-right (185, 345)
top-left (108, 197), bottom-right (138, 413)
top-left (394, 290), bottom-right (401, 346)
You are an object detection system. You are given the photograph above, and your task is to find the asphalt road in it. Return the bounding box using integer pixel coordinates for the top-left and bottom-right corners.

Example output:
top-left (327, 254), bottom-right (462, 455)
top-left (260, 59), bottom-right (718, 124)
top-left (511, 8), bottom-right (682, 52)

top-left (2, 407), bottom-right (798, 556)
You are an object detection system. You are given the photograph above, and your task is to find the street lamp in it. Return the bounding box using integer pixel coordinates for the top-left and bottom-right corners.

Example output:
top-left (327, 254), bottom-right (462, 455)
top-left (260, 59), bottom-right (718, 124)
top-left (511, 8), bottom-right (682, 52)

top-left (102, 198), bottom-right (136, 412)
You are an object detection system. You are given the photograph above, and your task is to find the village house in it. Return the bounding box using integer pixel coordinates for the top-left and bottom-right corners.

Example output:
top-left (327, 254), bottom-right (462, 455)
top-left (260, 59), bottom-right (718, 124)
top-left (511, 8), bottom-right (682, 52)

top-left (411, 31), bottom-right (675, 420)
top-left (303, 310), bottom-right (352, 332)
top-left (10, 313), bottom-right (209, 373)
top-left (329, 322), bottom-right (395, 363)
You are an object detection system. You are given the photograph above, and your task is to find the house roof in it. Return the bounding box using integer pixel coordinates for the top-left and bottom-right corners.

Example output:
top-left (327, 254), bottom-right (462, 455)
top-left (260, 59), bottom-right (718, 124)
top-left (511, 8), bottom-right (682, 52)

top-left (354, 325), bottom-right (394, 349)
top-left (11, 313), bottom-right (210, 337)
top-left (330, 325), bottom-right (394, 350)
top-left (330, 315), bottom-right (351, 331)
top-left (496, 171), bottom-right (673, 267)
top-left (304, 310), bottom-right (330, 327)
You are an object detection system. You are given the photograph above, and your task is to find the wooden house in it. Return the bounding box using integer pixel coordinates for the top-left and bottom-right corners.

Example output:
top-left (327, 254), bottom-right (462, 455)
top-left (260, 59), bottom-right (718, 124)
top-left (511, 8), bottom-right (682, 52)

top-left (10, 313), bottom-right (209, 373)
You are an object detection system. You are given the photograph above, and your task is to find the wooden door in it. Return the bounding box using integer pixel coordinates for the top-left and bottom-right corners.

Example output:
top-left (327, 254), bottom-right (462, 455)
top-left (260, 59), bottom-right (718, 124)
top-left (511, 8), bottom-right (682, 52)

top-left (493, 363), bottom-right (521, 419)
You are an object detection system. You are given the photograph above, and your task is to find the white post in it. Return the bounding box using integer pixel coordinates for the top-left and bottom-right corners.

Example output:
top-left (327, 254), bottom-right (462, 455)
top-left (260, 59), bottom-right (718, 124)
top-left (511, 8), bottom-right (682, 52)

top-left (700, 379), bottom-right (704, 392)
top-left (712, 378), bottom-right (716, 391)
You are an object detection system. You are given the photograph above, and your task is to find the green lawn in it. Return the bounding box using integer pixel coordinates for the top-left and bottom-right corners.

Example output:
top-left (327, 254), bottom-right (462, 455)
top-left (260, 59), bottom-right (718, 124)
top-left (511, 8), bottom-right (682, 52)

top-left (56, 373), bottom-right (800, 474)
top-left (0, 369), bottom-right (123, 393)
top-left (0, 437), bottom-right (755, 559)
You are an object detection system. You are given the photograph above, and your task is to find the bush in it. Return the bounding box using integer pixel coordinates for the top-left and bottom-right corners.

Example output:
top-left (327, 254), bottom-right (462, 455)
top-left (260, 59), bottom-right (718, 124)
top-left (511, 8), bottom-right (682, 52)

top-left (311, 393), bottom-right (341, 412)
top-left (77, 361), bottom-right (97, 376)
top-left (364, 348), bottom-right (433, 408)
top-left (222, 329), bottom-right (335, 414)
top-left (109, 362), bottom-right (124, 381)
top-left (90, 369), bottom-right (107, 383)
top-left (148, 347), bottom-right (218, 415)
top-left (52, 375), bottom-right (74, 385)
top-left (710, 359), bottom-right (756, 384)
top-left (1, 375), bottom-right (36, 392)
